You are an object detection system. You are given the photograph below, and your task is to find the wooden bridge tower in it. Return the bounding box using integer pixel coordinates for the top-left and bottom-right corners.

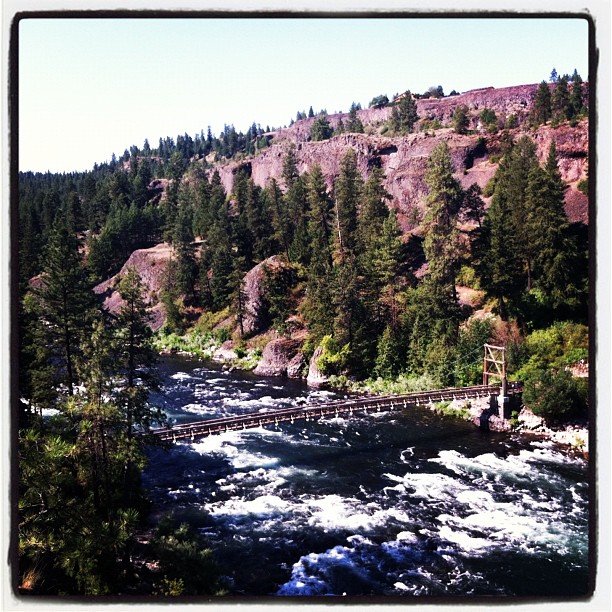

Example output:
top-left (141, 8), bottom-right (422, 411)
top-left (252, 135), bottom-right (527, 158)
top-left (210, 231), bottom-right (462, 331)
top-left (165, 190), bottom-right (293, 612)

top-left (483, 343), bottom-right (508, 405)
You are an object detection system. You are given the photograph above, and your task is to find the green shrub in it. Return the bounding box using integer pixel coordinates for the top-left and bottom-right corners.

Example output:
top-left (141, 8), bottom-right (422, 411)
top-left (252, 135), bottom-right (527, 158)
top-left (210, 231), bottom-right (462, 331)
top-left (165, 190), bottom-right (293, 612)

top-left (363, 372), bottom-right (437, 395)
top-left (482, 176), bottom-right (497, 197)
top-left (194, 308), bottom-right (230, 335)
top-left (456, 265), bottom-right (480, 289)
top-left (518, 322), bottom-right (588, 376)
top-left (215, 326), bottom-right (231, 344)
top-left (317, 335), bottom-right (350, 375)
top-left (577, 178), bottom-right (588, 195)
top-left (234, 342), bottom-right (247, 359)
top-left (505, 114), bottom-right (518, 128)
top-left (433, 400), bottom-right (471, 420)
top-left (152, 516), bottom-right (225, 596)
top-left (522, 368), bottom-right (587, 422)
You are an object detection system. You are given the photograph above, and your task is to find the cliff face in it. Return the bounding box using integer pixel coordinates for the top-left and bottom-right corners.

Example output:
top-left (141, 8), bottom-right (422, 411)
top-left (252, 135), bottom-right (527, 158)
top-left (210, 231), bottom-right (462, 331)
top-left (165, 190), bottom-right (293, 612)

top-left (213, 121), bottom-right (588, 230)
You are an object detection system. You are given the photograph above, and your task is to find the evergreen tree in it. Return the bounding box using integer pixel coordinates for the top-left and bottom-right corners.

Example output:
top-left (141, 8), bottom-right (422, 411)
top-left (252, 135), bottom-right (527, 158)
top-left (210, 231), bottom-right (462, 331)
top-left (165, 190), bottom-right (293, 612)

top-left (551, 75), bottom-right (570, 124)
top-left (474, 140), bottom-right (533, 319)
top-left (461, 183), bottom-right (485, 227)
top-left (265, 178), bottom-right (291, 259)
top-left (173, 204), bottom-right (197, 298)
top-left (333, 148), bottom-right (363, 261)
top-left (569, 71), bottom-right (586, 120)
top-left (302, 166), bottom-right (334, 341)
top-left (346, 102), bottom-right (364, 133)
top-left (452, 105), bottom-right (470, 134)
top-left (530, 81), bottom-right (552, 126)
top-left (422, 142), bottom-right (463, 303)
top-left (357, 166), bottom-right (391, 259)
top-left (525, 143), bottom-right (581, 310)
top-left (232, 170), bottom-right (255, 268)
top-left (114, 267), bottom-right (164, 503)
top-left (208, 215), bottom-right (235, 311)
top-left (390, 91), bottom-right (419, 134)
top-left (32, 217), bottom-right (95, 397)
top-left (310, 113), bottom-right (333, 141)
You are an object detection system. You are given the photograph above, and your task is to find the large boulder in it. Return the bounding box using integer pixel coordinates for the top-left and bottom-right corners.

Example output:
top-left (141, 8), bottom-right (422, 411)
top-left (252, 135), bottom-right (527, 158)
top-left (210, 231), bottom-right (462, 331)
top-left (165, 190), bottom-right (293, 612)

top-left (253, 338), bottom-right (303, 378)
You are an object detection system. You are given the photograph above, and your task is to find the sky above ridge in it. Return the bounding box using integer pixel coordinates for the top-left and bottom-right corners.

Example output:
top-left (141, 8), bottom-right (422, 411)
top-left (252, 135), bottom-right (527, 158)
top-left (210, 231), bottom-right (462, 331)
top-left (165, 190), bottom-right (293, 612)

top-left (18, 15), bottom-right (590, 173)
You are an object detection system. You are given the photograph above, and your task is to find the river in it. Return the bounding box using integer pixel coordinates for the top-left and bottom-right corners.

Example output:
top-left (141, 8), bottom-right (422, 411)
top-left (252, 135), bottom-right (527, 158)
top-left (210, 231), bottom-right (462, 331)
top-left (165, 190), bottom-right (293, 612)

top-left (141, 355), bottom-right (591, 599)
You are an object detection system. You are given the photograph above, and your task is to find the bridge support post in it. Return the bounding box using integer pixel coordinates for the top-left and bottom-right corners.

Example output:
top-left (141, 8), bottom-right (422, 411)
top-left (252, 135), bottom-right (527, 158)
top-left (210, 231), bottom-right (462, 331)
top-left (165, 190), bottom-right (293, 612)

top-left (484, 344), bottom-right (509, 419)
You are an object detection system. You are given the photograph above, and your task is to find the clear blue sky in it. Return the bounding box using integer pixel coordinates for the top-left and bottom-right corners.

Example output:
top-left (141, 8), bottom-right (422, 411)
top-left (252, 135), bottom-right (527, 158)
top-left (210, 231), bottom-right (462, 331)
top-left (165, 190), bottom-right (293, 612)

top-left (18, 16), bottom-right (590, 173)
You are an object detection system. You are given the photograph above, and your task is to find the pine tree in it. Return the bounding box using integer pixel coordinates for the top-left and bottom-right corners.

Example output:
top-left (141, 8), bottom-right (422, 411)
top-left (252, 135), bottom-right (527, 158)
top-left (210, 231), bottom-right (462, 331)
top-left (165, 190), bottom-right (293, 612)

top-left (507, 137), bottom-right (539, 290)
top-left (357, 165), bottom-right (391, 258)
top-left (530, 81), bottom-right (552, 126)
top-left (114, 267), bottom-right (164, 503)
top-left (346, 102), bottom-right (364, 133)
top-left (551, 75), bottom-right (570, 124)
top-left (33, 216), bottom-right (95, 397)
top-left (569, 71), bottom-right (586, 120)
top-left (302, 166), bottom-right (334, 341)
top-left (333, 148), bottom-right (363, 261)
top-left (265, 178), bottom-right (291, 259)
top-left (461, 183), bottom-right (485, 227)
top-left (422, 142), bottom-right (463, 303)
top-left (526, 143), bottom-right (581, 310)
top-left (173, 204), bottom-right (197, 299)
top-left (452, 105), bottom-right (470, 134)
top-left (474, 143), bottom-right (528, 319)
top-left (390, 91), bottom-right (419, 134)
top-left (310, 113), bottom-right (333, 141)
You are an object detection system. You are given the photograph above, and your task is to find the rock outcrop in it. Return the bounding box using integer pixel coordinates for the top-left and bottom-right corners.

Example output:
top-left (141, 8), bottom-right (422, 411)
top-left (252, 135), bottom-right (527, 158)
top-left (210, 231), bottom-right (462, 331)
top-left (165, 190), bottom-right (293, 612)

top-left (253, 338), bottom-right (304, 378)
top-left (213, 340), bottom-right (238, 362)
top-left (94, 242), bottom-right (175, 330)
top-left (211, 87), bottom-right (588, 230)
top-left (241, 255), bottom-right (292, 338)
top-left (306, 346), bottom-right (329, 388)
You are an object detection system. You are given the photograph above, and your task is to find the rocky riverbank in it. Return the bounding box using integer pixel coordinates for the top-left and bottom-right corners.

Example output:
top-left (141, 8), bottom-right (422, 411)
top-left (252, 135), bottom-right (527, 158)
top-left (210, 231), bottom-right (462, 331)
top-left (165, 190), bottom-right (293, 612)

top-left (444, 395), bottom-right (589, 456)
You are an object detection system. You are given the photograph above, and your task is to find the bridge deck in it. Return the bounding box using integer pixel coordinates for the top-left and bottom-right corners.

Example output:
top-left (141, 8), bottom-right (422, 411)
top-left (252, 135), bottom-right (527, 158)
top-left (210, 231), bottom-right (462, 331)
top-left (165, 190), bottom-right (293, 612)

top-left (149, 383), bottom-right (521, 443)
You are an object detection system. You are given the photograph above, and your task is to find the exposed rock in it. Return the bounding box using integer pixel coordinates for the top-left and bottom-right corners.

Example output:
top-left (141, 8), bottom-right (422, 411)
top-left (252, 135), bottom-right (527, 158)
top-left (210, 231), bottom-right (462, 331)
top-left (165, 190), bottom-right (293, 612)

top-left (518, 406), bottom-right (546, 431)
top-left (241, 255), bottom-right (290, 338)
top-left (306, 345), bottom-right (329, 388)
top-left (286, 352), bottom-right (306, 379)
top-left (213, 340), bottom-right (238, 362)
top-left (253, 338), bottom-right (301, 377)
top-left (211, 104), bottom-right (588, 233)
top-left (94, 242), bottom-right (175, 331)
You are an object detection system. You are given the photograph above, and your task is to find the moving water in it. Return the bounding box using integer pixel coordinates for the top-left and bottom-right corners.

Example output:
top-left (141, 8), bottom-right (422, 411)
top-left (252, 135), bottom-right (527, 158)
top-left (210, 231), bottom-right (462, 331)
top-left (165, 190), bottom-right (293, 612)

top-left (142, 355), bottom-right (590, 598)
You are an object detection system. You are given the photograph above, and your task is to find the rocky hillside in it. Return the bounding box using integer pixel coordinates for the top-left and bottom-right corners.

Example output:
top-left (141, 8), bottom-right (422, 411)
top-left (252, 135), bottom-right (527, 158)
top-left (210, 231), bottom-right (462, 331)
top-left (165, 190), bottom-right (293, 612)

top-left (209, 83), bottom-right (588, 229)
top-left (93, 82), bottom-right (589, 370)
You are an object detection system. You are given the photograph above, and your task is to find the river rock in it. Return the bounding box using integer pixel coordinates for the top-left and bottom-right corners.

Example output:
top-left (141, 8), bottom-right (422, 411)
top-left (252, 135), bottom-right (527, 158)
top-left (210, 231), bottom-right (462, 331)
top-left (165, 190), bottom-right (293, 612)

top-left (253, 338), bottom-right (301, 377)
top-left (306, 345), bottom-right (329, 388)
top-left (213, 340), bottom-right (238, 362)
top-left (286, 352), bottom-right (306, 379)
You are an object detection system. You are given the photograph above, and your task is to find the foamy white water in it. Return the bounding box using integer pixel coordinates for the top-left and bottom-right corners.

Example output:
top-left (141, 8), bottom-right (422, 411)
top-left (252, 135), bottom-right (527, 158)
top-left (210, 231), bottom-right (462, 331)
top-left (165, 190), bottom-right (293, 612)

top-left (143, 355), bottom-right (590, 598)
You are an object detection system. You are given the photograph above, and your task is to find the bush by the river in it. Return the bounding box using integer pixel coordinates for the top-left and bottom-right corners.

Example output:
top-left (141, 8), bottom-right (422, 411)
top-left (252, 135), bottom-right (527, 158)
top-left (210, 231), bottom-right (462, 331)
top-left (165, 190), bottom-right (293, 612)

top-left (522, 367), bottom-right (587, 422)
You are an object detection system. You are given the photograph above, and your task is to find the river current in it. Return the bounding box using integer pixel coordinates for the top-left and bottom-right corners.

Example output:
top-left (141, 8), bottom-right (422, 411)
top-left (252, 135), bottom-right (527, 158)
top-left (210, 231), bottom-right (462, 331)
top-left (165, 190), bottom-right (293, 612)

top-left (142, 355), bottom-right (591, 599)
